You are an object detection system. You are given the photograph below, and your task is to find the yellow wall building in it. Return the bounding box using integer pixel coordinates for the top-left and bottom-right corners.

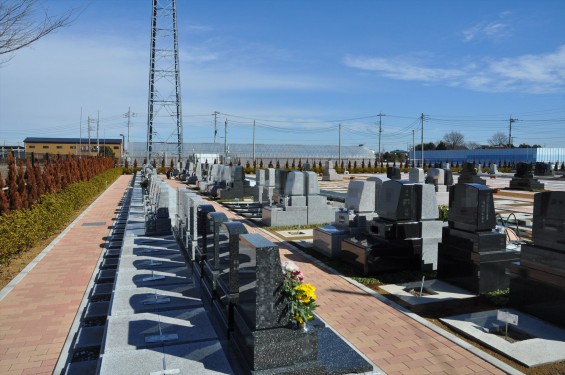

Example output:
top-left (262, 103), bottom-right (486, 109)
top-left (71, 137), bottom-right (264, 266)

top-left (23, 137), bottom-right (123, 159)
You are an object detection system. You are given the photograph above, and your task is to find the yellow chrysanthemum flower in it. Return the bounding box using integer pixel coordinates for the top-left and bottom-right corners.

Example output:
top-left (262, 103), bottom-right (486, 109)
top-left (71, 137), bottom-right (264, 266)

top-left (294, 283), bottom-right (317, 302)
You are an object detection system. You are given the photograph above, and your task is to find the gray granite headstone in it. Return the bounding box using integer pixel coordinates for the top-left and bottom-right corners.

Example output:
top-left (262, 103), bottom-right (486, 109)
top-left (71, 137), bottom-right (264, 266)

top-left (427, 168), bottom-right (445, 185)
top-left (285, 171), bottom-right (305, 196)
top-left (367, 175), bottom-right (389, 212)
top-left (409, 167), bottom-right (424, 183)
top-left (344, 180), bottom-right (375, 213)
top-left (303, 171), bottom-right (320, 196)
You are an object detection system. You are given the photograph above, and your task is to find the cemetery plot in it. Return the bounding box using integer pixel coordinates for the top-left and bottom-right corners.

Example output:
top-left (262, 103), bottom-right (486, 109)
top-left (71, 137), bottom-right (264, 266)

top-left (440, 309), bottom-right (565, 368)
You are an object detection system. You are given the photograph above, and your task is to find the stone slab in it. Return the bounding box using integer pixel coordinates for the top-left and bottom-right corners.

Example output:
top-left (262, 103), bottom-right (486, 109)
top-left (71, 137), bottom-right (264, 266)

top-left (104, 309), bottom-right (218, 352)
top-left (109, 285), bottom-right (202, 316)
top-left (98, 341), bottom-right (233, 375)
top-left (379, 279), bottom-right (476, 306)
top-left (440, 309), bottom-right (565, 367)
top-left (114, 268), bottom-right (191, 290)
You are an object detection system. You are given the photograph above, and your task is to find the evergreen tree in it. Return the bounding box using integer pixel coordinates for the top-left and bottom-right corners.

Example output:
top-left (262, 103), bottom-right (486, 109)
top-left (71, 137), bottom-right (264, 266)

top-left (0, 172), bottom-right (9, 215)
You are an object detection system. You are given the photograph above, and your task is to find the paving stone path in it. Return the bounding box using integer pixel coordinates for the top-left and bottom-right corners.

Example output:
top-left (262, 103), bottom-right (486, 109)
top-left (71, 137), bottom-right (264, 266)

top-left (0, 176), bottom-right (131, 375)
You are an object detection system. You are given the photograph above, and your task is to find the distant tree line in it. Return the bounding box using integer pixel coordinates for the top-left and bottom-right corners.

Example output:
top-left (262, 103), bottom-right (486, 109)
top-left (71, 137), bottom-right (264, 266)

top-left (415, 131), bottom-right (542, 151)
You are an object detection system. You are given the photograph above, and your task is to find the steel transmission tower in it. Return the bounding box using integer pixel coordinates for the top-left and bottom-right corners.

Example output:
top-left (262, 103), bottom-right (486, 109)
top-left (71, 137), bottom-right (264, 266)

top-left (146, 0), bottom-right (183, 163)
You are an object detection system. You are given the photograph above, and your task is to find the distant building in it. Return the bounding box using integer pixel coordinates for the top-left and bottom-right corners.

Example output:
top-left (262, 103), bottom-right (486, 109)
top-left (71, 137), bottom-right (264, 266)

top-left (127, 142), bottom-right (376, 165)
top-left (409, 148), bottom-right (565, 167)
top-left (23, 137), bottom-right (123, 159)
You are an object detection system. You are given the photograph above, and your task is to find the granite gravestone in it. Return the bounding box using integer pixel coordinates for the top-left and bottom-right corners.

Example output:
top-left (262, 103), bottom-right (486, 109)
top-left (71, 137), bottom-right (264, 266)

top-left (230, 234), bottom-right (319, 372)
top-left (488, 163), bottom-right (499, 177)
top-left (271, 169), bottom-right (289, 204)
top-left (409, 167), bottom-right (424, 183)
top-left (322, 160), bottom-right (341, 181)
top-left (144, 179), bottom-right (172, 235)
top-left (253, 169), bottom-right (265, 202)
top-left (509, 162), bottom-right (545, 191)
top-left (195, 204), bottom-right (216, 268)
top-left (386, 166), bottom-right (401, 180)
top-left (437, 183), bottom-right (519, 294)
top-left (443, 168), bottom-right (454, 186)
top-left (509, 191), bottom-right (565, 328)
top-left (211, 221), bottom-right (249, 336)
top-left (313, 180), bottom-right (377, 258)
top-left (534, 162), bottom-right (553, 176)
top-left (216, 165), bottom-right (253, 200)
top-left (426, 168), bottom-right (443, 183)
top-left (341, 180), bottom-right (443, 274)
top-left (263, 171), bottom-right (336, 226)
top-left (185, 195), bottom-right (204, 260)
top-left (457, 162), bottom-right (486, 185)
top-left (261, 168), bottom-right (276, 204)
top-left (201, 212), bottom-right (229, 305)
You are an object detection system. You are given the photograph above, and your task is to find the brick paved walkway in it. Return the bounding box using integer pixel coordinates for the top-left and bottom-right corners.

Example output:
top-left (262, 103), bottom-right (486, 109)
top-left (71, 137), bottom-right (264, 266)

top-left (0, 176), bottom-right (131, 375)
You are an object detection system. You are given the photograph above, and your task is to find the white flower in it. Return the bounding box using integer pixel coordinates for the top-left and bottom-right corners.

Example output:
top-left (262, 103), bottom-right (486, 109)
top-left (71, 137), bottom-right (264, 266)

top-left (282, 260), bottom-right (299, 273)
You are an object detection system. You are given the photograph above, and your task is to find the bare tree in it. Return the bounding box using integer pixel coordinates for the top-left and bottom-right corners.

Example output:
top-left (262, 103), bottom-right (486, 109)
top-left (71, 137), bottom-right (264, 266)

top-left (488, 132), bottom-right (508, 147)
top-left (466, 141), bottom-right (481, 150)
top-left (442, 131), bottom-right (466, 149)
top-left (0, 0), bottom-right (76, 57)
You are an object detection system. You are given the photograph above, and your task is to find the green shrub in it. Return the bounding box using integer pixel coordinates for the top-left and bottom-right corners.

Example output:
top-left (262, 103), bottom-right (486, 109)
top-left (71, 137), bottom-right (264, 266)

top-left (0, 168), bottom-right (123, 265)
top-left (483, 288), bottom-right (509, 307)
top-left (438, 204), bottom-right (449, 221)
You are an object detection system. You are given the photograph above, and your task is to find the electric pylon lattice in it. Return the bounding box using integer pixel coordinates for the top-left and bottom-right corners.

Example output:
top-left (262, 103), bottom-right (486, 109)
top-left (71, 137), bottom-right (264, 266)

top-left (146, 0), bottom-right (183, 163)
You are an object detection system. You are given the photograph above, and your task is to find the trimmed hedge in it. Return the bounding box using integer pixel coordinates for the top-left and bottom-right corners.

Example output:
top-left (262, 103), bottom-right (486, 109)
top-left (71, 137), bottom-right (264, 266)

top-left (0, 168), bottom-right (123, 265)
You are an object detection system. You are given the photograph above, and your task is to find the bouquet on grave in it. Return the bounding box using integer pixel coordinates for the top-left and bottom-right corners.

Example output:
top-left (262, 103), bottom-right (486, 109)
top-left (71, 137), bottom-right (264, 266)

top-left (281, 261), bottom-right (319, 325)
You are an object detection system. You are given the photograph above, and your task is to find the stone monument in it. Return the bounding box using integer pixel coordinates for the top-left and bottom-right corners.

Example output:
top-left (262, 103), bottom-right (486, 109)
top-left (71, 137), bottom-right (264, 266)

top-left (509, 162), bottom-right (545, 191)
top-left (509, 191), bottom-right (565, 328)
top-left (322, 160), bottom-right (341, 181)
top-left (341, 180), bottom-right (444, 274)
top-left (457, 162), bottom-right (486, 185)
top-left (263, 171), bottom-right (336, 226)
top-left (437, 183), bottom-right (520, 294)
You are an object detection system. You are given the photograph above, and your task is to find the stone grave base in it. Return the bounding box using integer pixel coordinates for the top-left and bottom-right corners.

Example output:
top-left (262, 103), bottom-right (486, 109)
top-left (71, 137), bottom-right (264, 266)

top-left (379, 279), bottom-right (476, 313)
top-left (440, 309), bottom-right (565, 367)
top-left (312, 226), bottom-right (351, 259)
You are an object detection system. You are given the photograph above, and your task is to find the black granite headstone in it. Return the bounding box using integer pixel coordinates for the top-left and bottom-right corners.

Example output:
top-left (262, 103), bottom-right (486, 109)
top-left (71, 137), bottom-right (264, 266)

top-left (534, 162), bottom-right (553, 176)
top-left (376, 180), bottom-right (419, 221)
top-left (210, 221), bottom-right (248, 336)
top-left (457, 162), bottom-right (486, 185)
top-left (509, 162), bottom-right (545, 191)
top-left (386, 166), bottom-right (401, 180)
top-left (443, 168), bottom-right (454, 186)
top-left (510, 191), bottom-right (565, 328)
top-left (532, 191), bottom-right (565, 251)
top-left (438, 183), bottom-right (518, 294)
top-left (448, 183), bottom-right (495, 232)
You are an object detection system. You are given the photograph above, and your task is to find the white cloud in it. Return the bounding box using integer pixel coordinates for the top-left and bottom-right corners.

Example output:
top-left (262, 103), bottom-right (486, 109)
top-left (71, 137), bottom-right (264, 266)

top-left (462, 12), bottom-right (512, 42)
top-left (344, 56), bottom-right (464, 82)
top-left (343, 45), bottom-right (565, 94)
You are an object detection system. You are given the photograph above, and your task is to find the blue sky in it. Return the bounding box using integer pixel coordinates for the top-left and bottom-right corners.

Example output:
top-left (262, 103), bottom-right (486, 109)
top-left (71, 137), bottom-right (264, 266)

top-left (1, 0), bottom-right (564, 153)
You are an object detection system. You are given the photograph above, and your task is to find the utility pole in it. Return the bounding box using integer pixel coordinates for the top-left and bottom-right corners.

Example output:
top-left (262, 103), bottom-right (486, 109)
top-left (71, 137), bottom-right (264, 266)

top-left (124, 107), bottom-right (136, 159)
top-left (87, 116), bottom-right (94, 156)
top-left (224, 118), bottom-right (228, 163)
top-left (509, 116), bottom-right (517, 148)
top-left (338, 123), bottom-right (342, 166)
top-left (377, 112), bottom-right (385, 163)
top-left (96, 111), bottom-right (100, 157)
top-left (252, 120), bottom-right (256, 166)
top-left (420, 113), bottom-right (425, 168)
top-left (213, 111), bottom-right (219, 143)
top-left (412, 129), bottom-right (415, 166)
top-left (79, 107), bottom-right (82, 157)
